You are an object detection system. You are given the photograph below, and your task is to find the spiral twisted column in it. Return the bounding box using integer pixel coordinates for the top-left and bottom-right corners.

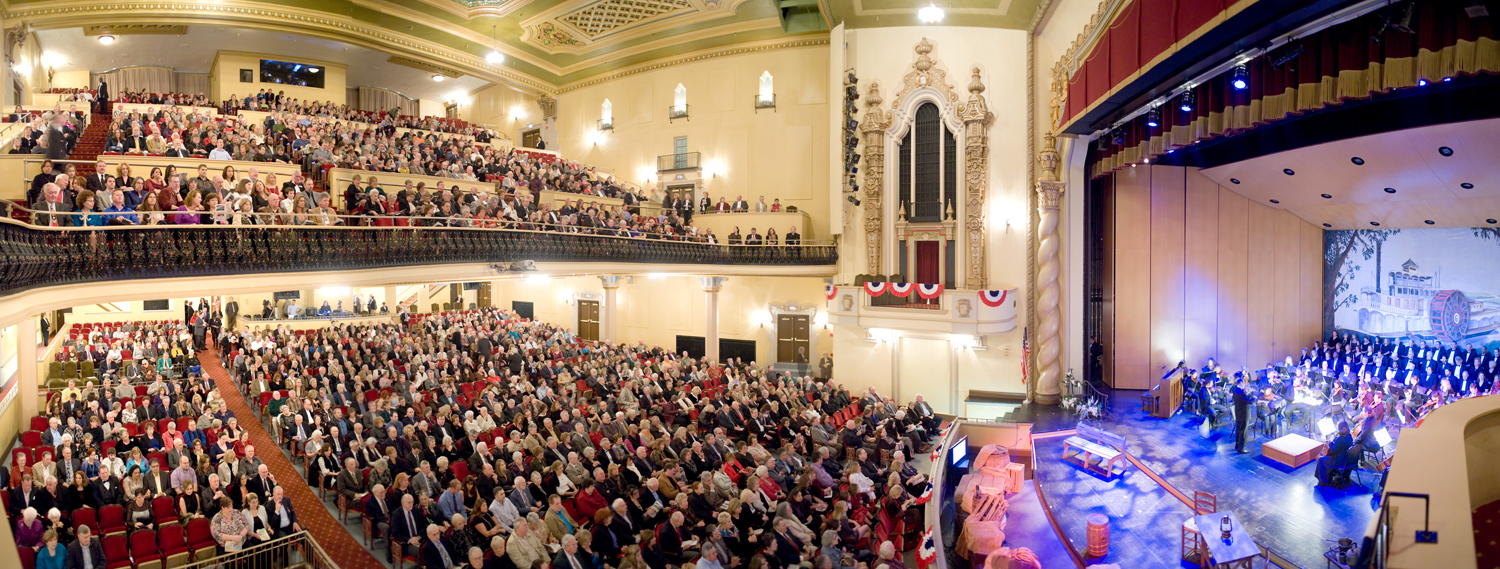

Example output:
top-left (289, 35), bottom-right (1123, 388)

top-left (1033, 132), bottom-right (1064, 404)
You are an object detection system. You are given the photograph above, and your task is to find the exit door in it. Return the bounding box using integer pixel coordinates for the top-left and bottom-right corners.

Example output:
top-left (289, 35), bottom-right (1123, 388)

top-left (776, 314), bottom-right (810, 363)
top-left (577, 300), bottom-right (600, 341)
top-left (476, 283), bottom-right (492, 308)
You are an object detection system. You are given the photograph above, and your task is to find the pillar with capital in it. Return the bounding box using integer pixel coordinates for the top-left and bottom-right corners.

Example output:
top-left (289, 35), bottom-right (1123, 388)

top-left (600, 276), bottom-right (625, 344)
top-left (1034, 131), bottom-right (1065, 404)
top-left (700, 277), bottom-right (728, 363)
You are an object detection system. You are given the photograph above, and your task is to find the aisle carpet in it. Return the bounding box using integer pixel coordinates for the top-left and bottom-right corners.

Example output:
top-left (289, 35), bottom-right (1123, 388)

top-left (199, 348), bottom-right (386, 569)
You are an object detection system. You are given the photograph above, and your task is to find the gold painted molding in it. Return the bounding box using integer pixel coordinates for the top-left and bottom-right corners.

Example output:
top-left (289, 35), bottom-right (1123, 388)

top-left (5, 0), bottom-right (558, 93)
top-left (557, 17), bottom-right (784, 75)
top-left (556, 36), bottom-right (828, 92)
top-left (83, 24), bottom-right (185, 35)
top-left (520, 0), bottom-right (756, 56)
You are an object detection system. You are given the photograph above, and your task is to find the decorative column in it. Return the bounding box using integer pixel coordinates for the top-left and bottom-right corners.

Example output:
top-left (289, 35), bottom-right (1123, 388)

top-left (958, 67), bottom-right (994, 289)
top-left (700, 277), bottom-right (728, 363)
top-left (18, 316), bottom-right (38, 424)
top-left (1034, 132), bottom-right (1065, 404)
top-left (599, 276), bottom-right (624, 344)
top-left (859, 83), bottom-right (889, 275)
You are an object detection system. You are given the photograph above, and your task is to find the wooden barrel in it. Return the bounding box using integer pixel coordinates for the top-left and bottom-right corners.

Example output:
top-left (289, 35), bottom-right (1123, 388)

top-left (1086, 514), bottom-right (1110, 557)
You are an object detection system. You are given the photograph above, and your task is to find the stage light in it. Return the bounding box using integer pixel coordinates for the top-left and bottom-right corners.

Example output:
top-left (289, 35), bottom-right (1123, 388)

top-left (847, 195), bottom-right (861, 206)
top-left (1418, 79), bottom-right (1428, 86)
top-left (1317, 417), bottom-right (1335, 437)
top-left (1230, 65), bottom-right (1248, 90)
top-left (98, 35), bottom-right (115, 46)
top-left (1443, 77), bottom-right (1452, 82)
top-left (918, 3), bottom-right (945, 23)
top-left (1179, 90), bottom-right (1194, 113)
top-left (1146, 107), bottom-right (1160, 127)
top-left (1110, 129), bottom-right (1124, 146)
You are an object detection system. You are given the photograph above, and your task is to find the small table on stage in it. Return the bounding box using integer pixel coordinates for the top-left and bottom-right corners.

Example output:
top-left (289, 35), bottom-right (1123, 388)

top-left (1192, 511), bottom-right (1260, 568)
top-left (1262, 434), bottom-right (1326, 469)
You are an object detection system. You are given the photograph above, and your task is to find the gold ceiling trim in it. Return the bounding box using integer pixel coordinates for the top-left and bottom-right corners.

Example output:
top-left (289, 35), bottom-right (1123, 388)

top-left (351, 0), bottom-right (563, 76)
top-left (848, 0), bottom-right (1015, 17)
top-left (387, 55), bottom-right (464, 78)
top-left (557, 17), bottom-right (783, 75)
top-left (557, 36), bottom-right (828, 92)
top-left (4, 0), bottom-right (557, 93)
top-left (520, 0), bottom-right (754, 55)
top-left (404, 0), bottom-right (536, 20)
top-left (83, 24), bottom-right (185, 35)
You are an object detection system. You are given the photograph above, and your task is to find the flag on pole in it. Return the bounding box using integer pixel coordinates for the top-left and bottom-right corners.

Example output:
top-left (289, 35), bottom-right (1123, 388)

top-left (1021, 327), bottom-right (1031, 384)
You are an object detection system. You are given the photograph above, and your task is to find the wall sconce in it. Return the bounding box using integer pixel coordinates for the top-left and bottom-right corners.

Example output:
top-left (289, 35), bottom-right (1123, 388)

top-left (559, 291), bottom-right (574, 305)
top-left (869, 328), bottom-right (896, 343)
top-left (752, 311), bottom-right (773, 328)
top-left (813, 312), bottom-right (828, 329)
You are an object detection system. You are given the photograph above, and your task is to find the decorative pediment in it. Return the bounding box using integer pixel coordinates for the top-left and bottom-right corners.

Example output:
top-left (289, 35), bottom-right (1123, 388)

top-left (891, 38), bottom-right (958, 106)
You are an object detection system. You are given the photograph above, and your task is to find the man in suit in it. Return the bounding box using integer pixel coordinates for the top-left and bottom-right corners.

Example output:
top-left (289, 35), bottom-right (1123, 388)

top-left (86, 160), bottom-right (110, 193)
top-left (365, 484), bottom-right (391, 542)
top-left (143, 460), bottom-right (173, 498)
top-left (731, 195), bottom-right (748, 212)
top-left (391, 493), bottom-right (427, 563)
top-left (554, 534), bottom-right (591, 569)
top-left (422, 523), bottom-right (459, 569)
top-left (786, 226), bottom-right (801, 247)
top-left (248, 464), bottom-right (277, 502)
top-left (31, 182), bottom-right (73, 227)
top-left (8, 474), bottom-right (39, 517)
top-left (56, 445), bottom-right (83, 484)
top-left (96, 80), bottom-right (109, 114)
top-left (1232, 376), bottom-right (1252, 454)
top-left (67, 525), bottom-right (107, 569)
top-left (163, 137), bottom-right (190, 158)
top-left (1316, 421), bottom-right (1355, 487)
top-left (336, 457), bottom-right (367, 505)
top-left (44, 114), bottom-right (68, 160)
top-left (657, 511), bottom-right (697, 565)
top-left (266, 485), bottom-right (302, 537)
top-left (93, 469), bottom-right (124, 506)
top-left (543, 494), bottom-right (579, 542)
top-left (770, 517), bottom-right (808, 568)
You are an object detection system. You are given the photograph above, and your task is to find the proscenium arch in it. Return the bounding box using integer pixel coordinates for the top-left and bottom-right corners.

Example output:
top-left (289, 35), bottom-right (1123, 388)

top-left (880, 86), bottom-right (967, 277)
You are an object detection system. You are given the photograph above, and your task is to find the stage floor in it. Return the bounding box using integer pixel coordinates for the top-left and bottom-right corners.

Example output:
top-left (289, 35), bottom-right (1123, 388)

top-left (1027, 390), bottom-right (1380, 568)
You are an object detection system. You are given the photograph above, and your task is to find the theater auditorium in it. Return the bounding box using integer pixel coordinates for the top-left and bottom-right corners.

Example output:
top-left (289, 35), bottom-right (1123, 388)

top-left (0, 1), bottom-right (1494, 568)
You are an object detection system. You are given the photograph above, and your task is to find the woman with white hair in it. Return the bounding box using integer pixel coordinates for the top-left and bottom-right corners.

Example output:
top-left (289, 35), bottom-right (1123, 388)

top-left (16, 507), bottom-right (45, 548)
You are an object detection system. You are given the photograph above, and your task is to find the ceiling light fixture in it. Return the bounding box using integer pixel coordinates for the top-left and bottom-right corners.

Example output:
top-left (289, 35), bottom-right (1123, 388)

top-left (1384, 187), bottom-right (1397, 194)
top-left (1179, 89), bottom-right (1195, 112)
top-left (1230, 64), bottom-right (1248, 90)
top-left (1323, 223), bottom-right (1332, 227)
top-left (1351, 157), bottom-right (1364, 165)
top-left (98, 35), bottom-right (115, 45)
top-left (432, 74), bottom-right (445, 82)
top-left (307, 67), bottom-right (320, 73)
top-left (1461, 183), bottom-right (1475, 189)
top-left (486, 25), bottom-right (506, 64)
top-left (1145, 106), bottom-right (1161, 127)
top-left (918, 3), bottom-right (945, 23)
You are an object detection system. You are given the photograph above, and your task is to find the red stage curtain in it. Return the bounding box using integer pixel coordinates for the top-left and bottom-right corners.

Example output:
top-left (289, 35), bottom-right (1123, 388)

top-left (1090, 0), bottom-right (1498, 178)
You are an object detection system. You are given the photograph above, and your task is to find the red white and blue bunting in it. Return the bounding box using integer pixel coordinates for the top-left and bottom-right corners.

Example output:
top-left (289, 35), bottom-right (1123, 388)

top-left (825, 284), bottom-right (837, 300)
top-left (929, 443), bottom-right (942, 463)
top-left (980, 289), bottom-right (1009, 307)
top-left (864, 282), bottom-right (888, 296)
top-left (916, 527), bottom-right (938, 569)
top-left (916, 283), bottom-right (943, 299)
top-left (889, 283), bottom-right (914, 297)
top-left (913, 482), bottom-right (933, 505)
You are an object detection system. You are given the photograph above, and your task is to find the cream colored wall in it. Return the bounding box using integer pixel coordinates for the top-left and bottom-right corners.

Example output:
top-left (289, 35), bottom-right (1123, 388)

top-left (831, 27), bottom-right (1032, 408)
top-left (53, 70), bottom-right (90, 90)
top-left (554, 46), bottom-right (832, 237)
top-left (209, 51), bottom-right (347, 106)
top-left (460, 83), bottom-right (541, 144)
top-left (490, 275), bottom-right (828, 366)
top-left (419, 98), bottom-right (446, 120)
top-left (1109, 166), bottom-right (1322, 390)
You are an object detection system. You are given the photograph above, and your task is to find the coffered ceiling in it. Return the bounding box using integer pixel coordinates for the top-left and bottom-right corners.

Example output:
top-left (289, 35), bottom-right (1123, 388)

top-left (3, 0), bottom-right (1048, 92)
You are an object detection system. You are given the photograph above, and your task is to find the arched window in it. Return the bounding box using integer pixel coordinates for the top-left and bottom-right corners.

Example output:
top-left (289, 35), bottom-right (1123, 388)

top-left (758, 71), bottom-right (774, 106)
top-left (672, 84), bottom-right (687, 117)
top-left (896, 102), bottom-right (955, 222)
top-left (601, 99), bottom-right (613, 128)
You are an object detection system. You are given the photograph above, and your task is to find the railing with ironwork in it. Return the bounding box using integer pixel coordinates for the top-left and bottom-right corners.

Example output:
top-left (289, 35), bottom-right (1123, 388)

top-left (0, 209), bottom-right (837, 296)
top-left (658, 152), bottom-right (700, 171)
top-left (173, 530), bottom-right (337, 569)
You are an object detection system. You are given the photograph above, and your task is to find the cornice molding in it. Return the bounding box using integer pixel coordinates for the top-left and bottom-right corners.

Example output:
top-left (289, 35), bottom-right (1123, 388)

top-left (557, 17), bottom-right (783, 75)
top-left (557, 36), bottom-right (829, 93)
top-left (521, 0), bottom-right (756, 56)
top-left (5, 0), bottom-right (559, 93)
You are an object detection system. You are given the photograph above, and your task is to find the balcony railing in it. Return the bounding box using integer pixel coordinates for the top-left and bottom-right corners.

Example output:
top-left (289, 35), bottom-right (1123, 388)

top-left (658, 152), bottom-right (701, 171)
top-left (0, 208), bottom-right (836, 296)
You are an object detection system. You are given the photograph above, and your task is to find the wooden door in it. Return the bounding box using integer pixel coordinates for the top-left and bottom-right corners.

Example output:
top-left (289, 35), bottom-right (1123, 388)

top-left (776, 314), bottom-right (810, 363)
top-left (476, 283), bottom-right (492, 308)
top-left (522, 129), bottom-right (542, 149)
top-left (577, 300), bottom-right (600, 341)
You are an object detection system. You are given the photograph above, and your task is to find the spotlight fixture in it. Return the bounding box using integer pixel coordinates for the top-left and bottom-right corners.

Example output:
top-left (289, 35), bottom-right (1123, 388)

top-left (1230, 65), bottom-right (1248, 90)
top-left (1371, 221), bottom-right (1381, 226)
top-left (1439, 146), bottom-right (1454, 156)
top-left (1419, 79), bottom-right (1428, 86)
top-left (1111, 129), bottom-right (1125, 146)
top-left (1323, 223), bottom-right (1332, 228)
top-left (1351, 157), bottom-right (1365, 165)
top-left (917, 2), bottom-right (945, 23)
top-left (98, 35), bottom-right (115, 45)
top-left (1488, 219), bottom-right (1497, 224)
top-left (432, 74), bottom-right (445, 82)
top-left (1424, 220), bottom-right (1436, 225)
top-left (1229, 178), bottom-right (1240, 185)
top-left (1179, 90), bottom-right (1195, 113)
top-left (1461, 183), bottom-right (1475, 189)
top-left (1321, 194), bottom-right (1333, 199)
top-left (1269, 41), bottom-right (1304, 68)
top-left (1146, 106), bottom-right (1161, 128)
top-left (1283, 168), bottom-right (1295, 175)
top-left (1269, 199), bottom-right (1280, 204)
top-left (1443, 77), bottom-right (1452, 82)
top-left (1392, 0), bottom-right (1417, 33)
top-left (1384, 187), bottom-right (1397, 194)
top-left (847, 195), bottom-right (861, 206)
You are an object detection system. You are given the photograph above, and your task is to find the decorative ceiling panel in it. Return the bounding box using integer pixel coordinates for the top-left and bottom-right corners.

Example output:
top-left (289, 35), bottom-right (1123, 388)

top-left (562, 0), bottom-right (694, 39)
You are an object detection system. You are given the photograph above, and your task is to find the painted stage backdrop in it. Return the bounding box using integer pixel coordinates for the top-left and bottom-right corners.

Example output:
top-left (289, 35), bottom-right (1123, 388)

top-left (1325, 227), bottom-right (1500, 347)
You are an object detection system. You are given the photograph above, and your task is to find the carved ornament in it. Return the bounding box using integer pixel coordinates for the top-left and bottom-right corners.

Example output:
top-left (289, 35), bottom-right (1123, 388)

top-left (892, 38), bottom-right (958, 106)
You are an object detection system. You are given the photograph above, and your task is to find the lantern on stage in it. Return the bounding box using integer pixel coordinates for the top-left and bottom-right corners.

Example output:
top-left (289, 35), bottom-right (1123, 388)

top-left (1220, 515), bottom-right (1233, 543)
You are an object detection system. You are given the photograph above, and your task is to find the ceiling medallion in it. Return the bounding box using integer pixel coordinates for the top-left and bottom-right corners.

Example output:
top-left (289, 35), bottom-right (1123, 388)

top-left (535, 23), bottom-right (584, 47)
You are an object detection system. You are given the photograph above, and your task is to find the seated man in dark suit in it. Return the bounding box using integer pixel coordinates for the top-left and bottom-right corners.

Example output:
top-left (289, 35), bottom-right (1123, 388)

top-left (421, 522), bottom-right (458, 569)
top-left (1315, 421), bottom-right (1355, 487)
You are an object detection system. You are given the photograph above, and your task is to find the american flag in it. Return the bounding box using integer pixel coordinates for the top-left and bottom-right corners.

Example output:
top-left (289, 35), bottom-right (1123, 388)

top-left (1021, 327), bottom-right (1030, 384)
